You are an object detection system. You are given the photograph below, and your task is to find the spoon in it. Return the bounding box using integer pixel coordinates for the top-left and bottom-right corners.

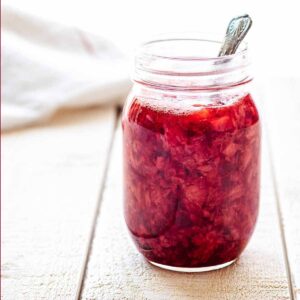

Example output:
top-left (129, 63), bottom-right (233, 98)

top-left (218, 14), bottom-right (252, 56)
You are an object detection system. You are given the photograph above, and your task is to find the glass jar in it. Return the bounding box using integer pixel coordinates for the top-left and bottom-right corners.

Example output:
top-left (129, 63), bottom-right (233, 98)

top-left (122, 34), bottom-right (261, 272)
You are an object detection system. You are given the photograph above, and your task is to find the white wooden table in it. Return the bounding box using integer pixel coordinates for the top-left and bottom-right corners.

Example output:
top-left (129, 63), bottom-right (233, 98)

top-left (2, 78), bottom-right (300, 299)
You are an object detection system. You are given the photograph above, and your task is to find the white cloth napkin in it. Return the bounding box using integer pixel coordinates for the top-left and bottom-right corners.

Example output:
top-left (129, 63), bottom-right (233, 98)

top-left (2, 6), bottom-right (131, 131)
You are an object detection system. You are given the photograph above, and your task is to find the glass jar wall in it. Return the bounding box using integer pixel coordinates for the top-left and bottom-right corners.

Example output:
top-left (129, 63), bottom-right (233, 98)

top-left (122, 34), bottom-right (261, 272)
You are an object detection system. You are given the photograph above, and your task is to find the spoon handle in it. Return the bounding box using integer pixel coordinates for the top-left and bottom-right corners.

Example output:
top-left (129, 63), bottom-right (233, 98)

top-left (218, 14), bottom-right (252, 57)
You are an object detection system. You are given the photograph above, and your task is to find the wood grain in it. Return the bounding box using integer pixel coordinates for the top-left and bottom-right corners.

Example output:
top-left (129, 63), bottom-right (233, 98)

top-left (80, 122), bottom-right (290, 300)
top-left (1, 107), bottom-right (116, 300)
top-left (263, 77), bottom-right (300, 299)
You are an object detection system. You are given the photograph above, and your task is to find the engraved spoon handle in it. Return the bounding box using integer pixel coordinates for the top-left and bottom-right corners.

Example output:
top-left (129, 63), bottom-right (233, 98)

top-left (218, 14), bottom-right (252, 57)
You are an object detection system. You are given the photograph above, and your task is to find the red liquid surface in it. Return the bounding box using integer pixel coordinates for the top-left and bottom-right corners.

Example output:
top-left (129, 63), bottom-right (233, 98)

top-left (123, 93), bottom-right (260, 268)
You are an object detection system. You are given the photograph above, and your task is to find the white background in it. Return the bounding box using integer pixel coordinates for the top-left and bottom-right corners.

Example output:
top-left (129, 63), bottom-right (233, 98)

top-left (4, 0), bottom-right (300, 78)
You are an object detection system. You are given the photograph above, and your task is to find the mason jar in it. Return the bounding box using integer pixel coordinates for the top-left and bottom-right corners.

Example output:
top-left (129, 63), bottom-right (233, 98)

top-left (122, 34), bottom-right (261, 272)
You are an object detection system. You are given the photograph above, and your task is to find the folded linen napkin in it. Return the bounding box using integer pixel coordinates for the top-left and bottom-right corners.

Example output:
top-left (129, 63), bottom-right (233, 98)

top-left (2, 6), bottom-right (131, 131)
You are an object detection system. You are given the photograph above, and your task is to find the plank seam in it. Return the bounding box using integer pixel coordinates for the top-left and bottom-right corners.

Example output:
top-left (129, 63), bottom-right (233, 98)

top-left (266, 131), bottom-right (296, 300)
top-left (75, 108), bottom-right (121, 300)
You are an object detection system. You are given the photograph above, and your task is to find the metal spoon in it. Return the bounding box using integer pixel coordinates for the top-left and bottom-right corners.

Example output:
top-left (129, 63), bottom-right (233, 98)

top-left (218, 14), bottom-right (252, 56)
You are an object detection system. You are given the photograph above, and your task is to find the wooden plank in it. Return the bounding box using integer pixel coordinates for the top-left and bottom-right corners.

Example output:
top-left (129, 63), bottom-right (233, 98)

top-left (81, 122), bottom-right (290, 300)
top-left (1, 107), bottom-right (116, 300)
top-left (263, 77), bottom-right (300, 299)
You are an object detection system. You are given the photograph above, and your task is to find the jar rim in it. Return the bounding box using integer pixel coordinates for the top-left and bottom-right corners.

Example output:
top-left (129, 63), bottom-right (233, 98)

top-left (138, 33), bottom-right (248, 62)
top-left (134, 33), bottom-right (251, 91)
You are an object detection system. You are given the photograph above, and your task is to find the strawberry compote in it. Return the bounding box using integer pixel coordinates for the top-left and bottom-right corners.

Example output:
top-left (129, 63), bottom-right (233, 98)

top-left (123, 91), bottom-right (260, 270)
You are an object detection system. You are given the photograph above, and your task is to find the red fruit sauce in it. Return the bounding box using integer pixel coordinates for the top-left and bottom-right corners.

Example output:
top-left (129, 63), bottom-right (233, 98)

top-left (123, 92), bottom-right (260, 268)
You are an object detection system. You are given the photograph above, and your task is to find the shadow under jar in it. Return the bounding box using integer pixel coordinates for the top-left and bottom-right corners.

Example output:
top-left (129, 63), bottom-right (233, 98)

top-left (122, 34), bottom-right (261, 272)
